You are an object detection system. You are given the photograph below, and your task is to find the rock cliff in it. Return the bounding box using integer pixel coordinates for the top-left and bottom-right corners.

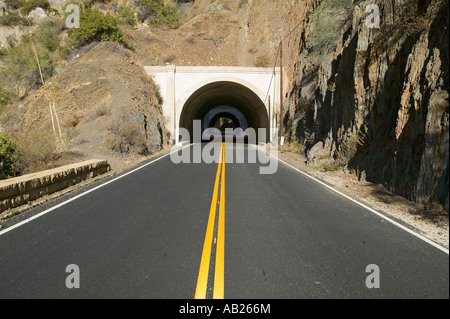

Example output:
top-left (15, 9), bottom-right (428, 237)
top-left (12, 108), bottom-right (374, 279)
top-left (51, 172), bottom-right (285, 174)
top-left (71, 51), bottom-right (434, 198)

top-left (283, 0), bottom-right (449, 210)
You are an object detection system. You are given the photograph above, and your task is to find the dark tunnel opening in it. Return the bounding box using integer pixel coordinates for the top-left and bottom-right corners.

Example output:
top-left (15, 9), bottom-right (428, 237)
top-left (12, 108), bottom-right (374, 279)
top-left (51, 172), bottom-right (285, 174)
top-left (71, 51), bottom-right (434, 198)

top-left (210, 112), bottom-right (241, 131)
top-left (179, 81), bottom-right (270, 143)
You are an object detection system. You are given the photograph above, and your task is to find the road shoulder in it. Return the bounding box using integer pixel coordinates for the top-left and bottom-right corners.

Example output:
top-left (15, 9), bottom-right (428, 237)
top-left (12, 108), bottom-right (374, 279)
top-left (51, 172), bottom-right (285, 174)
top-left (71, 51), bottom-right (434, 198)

top-left (278, 151), bottom-right (449, 250)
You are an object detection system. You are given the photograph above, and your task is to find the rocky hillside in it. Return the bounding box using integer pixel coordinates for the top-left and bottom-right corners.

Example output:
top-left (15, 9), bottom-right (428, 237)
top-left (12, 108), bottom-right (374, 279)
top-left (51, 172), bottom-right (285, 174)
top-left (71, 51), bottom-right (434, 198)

top-left (281, 0), bottom-right (449, 211)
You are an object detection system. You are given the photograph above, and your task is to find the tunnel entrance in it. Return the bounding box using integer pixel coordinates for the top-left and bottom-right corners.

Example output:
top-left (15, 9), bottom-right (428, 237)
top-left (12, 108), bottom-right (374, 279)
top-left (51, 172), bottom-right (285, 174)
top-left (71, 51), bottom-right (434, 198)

top-left (179, 81), bottom-right (270, 143)
top-left (212, 115), bottom-right (239, 131)
top-left (204, 105), bottom-right (248, 135)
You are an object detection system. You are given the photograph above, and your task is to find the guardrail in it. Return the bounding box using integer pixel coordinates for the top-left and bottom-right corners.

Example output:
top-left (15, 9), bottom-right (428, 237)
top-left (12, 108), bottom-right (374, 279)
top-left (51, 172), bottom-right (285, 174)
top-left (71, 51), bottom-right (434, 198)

top-left (0, 160), bottom-right (111, 212)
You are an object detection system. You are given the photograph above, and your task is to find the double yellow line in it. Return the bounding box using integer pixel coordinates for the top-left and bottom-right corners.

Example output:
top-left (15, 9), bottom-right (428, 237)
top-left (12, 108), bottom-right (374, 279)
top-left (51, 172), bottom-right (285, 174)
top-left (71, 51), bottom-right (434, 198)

top-left (194, 143), bottom-right (226, 299)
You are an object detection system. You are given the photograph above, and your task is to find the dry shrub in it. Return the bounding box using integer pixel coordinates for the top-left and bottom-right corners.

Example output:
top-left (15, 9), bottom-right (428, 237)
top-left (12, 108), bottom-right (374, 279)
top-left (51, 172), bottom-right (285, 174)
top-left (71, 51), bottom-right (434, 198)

top-left (328, 81), bottom-right (336, 92)
top-left (281, 141), bottom-right (303, 154)
top-left (404, 16), bottom-right (430, 35)
top-left (83, 104), bottom-right (110, 123)
top-left (306, 0), bottom-right (352, 51)
top-left (11, 128), bottom-right (62, 175)
top-left (105, 115), bottom-right (148, 155)
top-left (248, 44), bottom-right (257, 54)
top-left (185, 37), bottom-right (196, 44)
top-left (64, 113), bottom-right (84, 127)
top-left (336, 129), bottom-right (367, 167)
top-left (163, 54), bottom-right (177, 64)
top-left (255, 54), bottom-right (270, 67)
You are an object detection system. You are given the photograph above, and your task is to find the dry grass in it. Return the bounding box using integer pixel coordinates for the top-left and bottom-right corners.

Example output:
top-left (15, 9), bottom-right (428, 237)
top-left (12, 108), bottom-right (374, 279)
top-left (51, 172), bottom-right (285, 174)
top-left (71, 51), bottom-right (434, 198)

top-left (163, 53), bottom-right (177, 64)
top-left (255, 54), bottom-right (271, 67)
top-left (280, 141), bottom-right (303, 154)
top-left (404, 16), bottom-right (430, 35)
top-left (83, 104), bottom-right (110, 123)
top-left (336, 129), bottom-right (367, 167)
top-left (11, 128), bottom-right (63, 175)
top-left (105, 115), bottom-right (148, 155)
top-left (64, 113), bottom-right (84, 127)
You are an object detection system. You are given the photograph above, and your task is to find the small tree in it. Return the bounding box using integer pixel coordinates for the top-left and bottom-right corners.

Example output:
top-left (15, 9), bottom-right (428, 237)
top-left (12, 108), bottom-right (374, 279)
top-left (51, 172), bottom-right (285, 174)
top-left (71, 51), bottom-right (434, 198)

top-left (135, 0), bottom-right (180, 28)
top-left (0, 41), bottom-right (55, 97)
top-left (21, 0), bottom-right (51, 15)
top-left (69, 9), bottom-right (129, 47)
top-left (35, 17), bottom-right (65, 52)
top-left (118, 5), bottom-right (136, 26)
top-left (0, 134), bottom-right (18, 180)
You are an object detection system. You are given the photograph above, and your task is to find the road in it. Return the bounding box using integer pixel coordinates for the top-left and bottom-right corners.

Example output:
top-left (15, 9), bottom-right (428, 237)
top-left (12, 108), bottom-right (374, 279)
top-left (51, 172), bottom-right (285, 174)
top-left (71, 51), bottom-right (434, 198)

top-left (0, 143), bottom-right (448, 299)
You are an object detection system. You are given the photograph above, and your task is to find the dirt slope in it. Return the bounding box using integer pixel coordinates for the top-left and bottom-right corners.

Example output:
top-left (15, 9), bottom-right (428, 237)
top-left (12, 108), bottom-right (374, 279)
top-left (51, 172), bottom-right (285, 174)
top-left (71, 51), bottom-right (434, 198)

top-left (3, 41), bottom-right (169, 173)
top-left (124, 0), bottom-right (309, 68)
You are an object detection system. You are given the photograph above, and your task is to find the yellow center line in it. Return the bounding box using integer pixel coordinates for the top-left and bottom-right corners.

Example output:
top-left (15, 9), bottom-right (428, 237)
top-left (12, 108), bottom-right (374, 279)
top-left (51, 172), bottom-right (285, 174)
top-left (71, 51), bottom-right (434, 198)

top-left (194, 143), bottom-right (224, 299)
top-left (214, 143), bottom-right (226, 299)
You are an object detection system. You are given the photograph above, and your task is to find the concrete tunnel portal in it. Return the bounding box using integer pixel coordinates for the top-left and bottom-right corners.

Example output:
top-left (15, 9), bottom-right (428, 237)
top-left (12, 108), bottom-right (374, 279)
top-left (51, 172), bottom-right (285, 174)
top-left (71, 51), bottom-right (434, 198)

top-left (144, 66), bottom-right (281, 145)
top-left (179, 81), bottom-right (270, 143)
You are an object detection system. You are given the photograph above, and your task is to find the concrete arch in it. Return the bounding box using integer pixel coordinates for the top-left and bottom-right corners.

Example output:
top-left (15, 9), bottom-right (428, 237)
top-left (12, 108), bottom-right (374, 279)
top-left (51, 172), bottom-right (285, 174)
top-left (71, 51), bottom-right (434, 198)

top-left (144, 66), bottom-right (281, 144)
top-left (177, 76), bottom-right (267, 107)
top-left (179, 81), bottom-right (270, 142)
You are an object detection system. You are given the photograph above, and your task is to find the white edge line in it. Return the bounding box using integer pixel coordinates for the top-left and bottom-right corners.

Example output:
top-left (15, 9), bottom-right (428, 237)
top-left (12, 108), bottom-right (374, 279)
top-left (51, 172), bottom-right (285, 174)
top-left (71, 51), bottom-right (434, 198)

top-left (272, 155), bottom-right (449, 255)
top-left (0, 144), bottom-right (193, 237)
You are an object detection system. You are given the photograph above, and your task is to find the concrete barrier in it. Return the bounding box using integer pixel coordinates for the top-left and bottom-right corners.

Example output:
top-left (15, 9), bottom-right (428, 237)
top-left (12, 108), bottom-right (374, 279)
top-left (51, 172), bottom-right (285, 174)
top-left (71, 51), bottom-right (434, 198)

top-left (0, 160), bottom-right (111, 212)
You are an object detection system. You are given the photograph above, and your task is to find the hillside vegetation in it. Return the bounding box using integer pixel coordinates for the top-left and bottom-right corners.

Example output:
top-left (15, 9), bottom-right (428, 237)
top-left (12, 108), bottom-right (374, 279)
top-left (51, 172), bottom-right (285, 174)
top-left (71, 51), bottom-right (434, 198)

top-left (0, 0), bottom-right (185, 175)
top-left (0, 0), bottom-right (189, 174)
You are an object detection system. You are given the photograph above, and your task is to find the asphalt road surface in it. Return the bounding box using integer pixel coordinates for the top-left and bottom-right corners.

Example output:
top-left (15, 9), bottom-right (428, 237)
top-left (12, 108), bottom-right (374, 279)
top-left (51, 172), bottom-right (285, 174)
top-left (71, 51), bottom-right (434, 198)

top-left (0, 143), bottom-right (448, 299)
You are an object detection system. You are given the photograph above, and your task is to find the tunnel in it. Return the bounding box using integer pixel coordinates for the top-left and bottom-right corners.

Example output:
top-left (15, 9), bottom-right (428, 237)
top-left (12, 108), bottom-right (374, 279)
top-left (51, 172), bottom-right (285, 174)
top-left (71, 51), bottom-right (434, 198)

top-left (179, 81), bottom-right (270, 143)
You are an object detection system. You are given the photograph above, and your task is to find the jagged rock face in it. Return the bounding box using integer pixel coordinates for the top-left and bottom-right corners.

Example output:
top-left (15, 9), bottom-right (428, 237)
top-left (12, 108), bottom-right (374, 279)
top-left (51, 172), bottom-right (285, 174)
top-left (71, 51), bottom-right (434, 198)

top-left (286, 0), bottom-right (449, 210)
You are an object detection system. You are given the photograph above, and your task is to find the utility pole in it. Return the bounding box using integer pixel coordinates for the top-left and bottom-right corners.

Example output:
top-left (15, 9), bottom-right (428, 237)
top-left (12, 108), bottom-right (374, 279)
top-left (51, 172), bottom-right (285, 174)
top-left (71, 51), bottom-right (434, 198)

top-left (279, 42), bottom-right (284, 141)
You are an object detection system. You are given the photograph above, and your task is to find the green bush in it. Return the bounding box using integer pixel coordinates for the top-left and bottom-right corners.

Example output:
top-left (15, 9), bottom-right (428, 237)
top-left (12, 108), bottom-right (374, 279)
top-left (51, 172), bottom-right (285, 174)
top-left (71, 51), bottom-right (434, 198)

top-left (63, 0), bottom-right (107, 10)
top-left (135, 0), bottom-right (180, 28)
top-left (21, 0), bottom-right (51, 15)
top-left (69, 9), bottom-right (129, 47)
top-left (0, 16), bottom-right (65, 99)
top-left (0, 134), bottom-right (18, 180)
top-left (154, 2), bottom-right (179, 27)
top-left (35, 18), bottom-right (65, 51)
top-left (0, 10), bottom-right (28, 26)
top-left (0, 40), bottom-right (58, 96)
top-left (0, 0), bottom-right (56, 26)
top-left (0, 90), bottom-right (17, 109)
top-left (135, 0), bottom-right (160, 21)
top-left (306, 0), bottom-right (352, 51)
top-left (208, 0), bottom-right (224, 12)
top-left (118, 5), bottom-right (136, 26)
